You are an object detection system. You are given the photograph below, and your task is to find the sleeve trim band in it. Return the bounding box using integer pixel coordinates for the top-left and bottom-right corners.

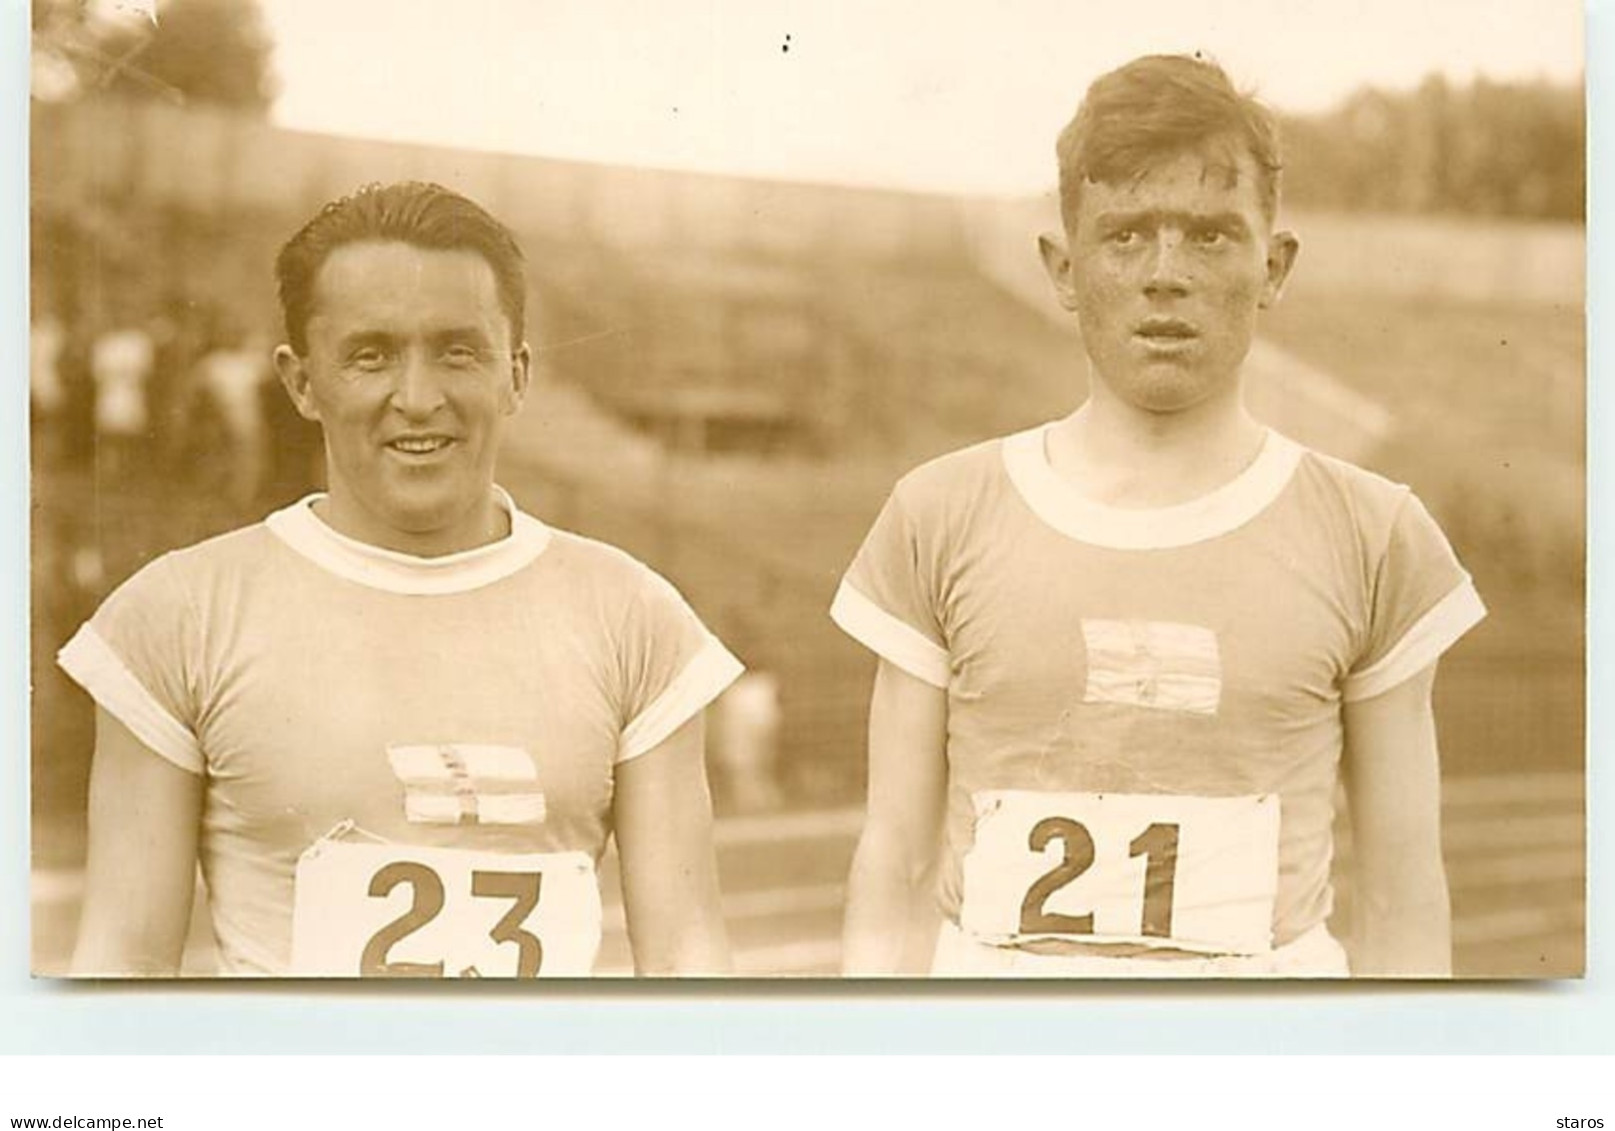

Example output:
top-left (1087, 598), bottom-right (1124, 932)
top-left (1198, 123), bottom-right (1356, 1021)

top-left (618, 636), bottom-right (746, 764)
top-left (1343, 579), bottom-right (1487, 702)
top-left (829, 581), bottom-right (950, 690)
top-left (56, 624), bottom-right (205, 775)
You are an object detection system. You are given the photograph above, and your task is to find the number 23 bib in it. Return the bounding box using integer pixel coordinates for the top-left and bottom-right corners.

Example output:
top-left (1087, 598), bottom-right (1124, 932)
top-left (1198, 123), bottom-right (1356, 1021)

top-left (959, 791), bottom-right (1280, 955)
top-left (290, 834), bottom-right (603, 977)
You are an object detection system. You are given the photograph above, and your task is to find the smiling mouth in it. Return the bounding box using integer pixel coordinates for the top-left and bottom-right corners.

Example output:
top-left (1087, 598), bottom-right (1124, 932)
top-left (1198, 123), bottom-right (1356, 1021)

top-left (387, 436), bottom-right (454, 455)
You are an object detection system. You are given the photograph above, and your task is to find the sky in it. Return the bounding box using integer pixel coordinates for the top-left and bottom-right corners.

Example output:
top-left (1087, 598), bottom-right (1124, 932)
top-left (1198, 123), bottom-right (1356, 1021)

top-left (257, 0), bottom-right (1583, 196)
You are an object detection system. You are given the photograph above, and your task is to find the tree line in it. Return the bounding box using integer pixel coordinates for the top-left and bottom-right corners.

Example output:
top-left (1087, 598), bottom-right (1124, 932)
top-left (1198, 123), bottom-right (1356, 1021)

top-left (31, 2), bottom-right (1585, 222)
top-left (1279, 74), bottom-right (1584, 221)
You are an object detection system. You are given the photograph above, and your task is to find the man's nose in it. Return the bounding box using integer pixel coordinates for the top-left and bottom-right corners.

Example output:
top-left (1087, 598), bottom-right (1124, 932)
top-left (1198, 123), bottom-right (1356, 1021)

top-left (1143, 231), bottom-right (1192, 297)
top-left (390, 349), bottom-right (447, 417)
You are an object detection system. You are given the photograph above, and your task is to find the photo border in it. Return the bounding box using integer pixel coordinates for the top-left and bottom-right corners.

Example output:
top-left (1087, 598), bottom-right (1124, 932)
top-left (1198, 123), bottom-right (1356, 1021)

top-left (3, 0), bottom-right (1607, 1055)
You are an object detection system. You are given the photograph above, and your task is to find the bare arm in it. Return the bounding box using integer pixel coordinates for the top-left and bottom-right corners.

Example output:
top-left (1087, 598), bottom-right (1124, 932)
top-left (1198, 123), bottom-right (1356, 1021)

top-left (71, 707), bottom-right (203, 977)
top-left (613, 714), bottom-right (731, 975)
top-left (1341, 663), bottom-right (1452, 977)
top-left (842, 659), bottom-right (948, 976)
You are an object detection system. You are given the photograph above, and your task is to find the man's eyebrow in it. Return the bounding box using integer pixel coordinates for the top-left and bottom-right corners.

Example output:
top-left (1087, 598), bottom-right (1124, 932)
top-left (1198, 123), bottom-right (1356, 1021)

top-left (1191, 210), bottom-right (1254, 231)
top-left (425, 326), bottom-right (497, 343)
top-left (1090, 208), bottom-right (1253, 231)
top-left (333, 327), bottom-right (499, 349)
top-left (335, 329), bottom-right (397, 350)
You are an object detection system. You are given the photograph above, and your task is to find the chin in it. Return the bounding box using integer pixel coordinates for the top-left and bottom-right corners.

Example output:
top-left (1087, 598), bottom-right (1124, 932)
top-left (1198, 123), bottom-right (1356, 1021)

top-left (1125, 376), bottom-right (1217, 415)
top-left (381, 475), bottom-right (476, 514)
top-left (367, 491), bottom-right (472, 540)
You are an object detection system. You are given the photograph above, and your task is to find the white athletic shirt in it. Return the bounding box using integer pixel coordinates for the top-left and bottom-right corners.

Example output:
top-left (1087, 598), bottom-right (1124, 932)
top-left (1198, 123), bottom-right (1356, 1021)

top-left (832, 425), bottom-right (1485, 955)
top-left (60, 490), bottom-right (743, 974)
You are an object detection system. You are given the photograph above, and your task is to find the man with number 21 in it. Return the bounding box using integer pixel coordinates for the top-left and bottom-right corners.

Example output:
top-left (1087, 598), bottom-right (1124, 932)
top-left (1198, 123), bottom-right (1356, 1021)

top-left (61, 184), bottom-right (741, 977)
top-left (832, 55), bottom-right (1485, 976)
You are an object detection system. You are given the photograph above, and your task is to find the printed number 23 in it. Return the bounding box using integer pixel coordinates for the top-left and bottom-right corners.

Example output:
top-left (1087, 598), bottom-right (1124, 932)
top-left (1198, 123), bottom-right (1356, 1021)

top-left (359, 862), bottom-right (544, 977)
top-left (1018, 818), bottom-right (1181, 939)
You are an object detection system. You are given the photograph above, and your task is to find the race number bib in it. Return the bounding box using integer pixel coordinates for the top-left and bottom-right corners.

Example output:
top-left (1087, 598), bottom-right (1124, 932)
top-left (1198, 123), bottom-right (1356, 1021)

top-left (960, 791), bottom-right (1279, 955)
top-left (290, 838), bottom-right (602, 978)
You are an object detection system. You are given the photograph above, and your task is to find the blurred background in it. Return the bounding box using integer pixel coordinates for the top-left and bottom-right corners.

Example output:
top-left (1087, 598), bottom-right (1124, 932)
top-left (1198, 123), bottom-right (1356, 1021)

top-left (28, 0), bottom-right (1584, 977)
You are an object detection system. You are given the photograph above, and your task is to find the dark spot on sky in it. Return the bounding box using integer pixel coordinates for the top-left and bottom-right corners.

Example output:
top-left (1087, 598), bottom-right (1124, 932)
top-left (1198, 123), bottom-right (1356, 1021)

top-left (782, 33), bottom-right (791, 53)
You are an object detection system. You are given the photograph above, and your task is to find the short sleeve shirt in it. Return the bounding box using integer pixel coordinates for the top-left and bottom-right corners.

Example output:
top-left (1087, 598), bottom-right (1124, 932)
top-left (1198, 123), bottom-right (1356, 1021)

top-left (832, 426), bottom-right (1484, 950)
top-left (59, 491), bottom-right (743, 974)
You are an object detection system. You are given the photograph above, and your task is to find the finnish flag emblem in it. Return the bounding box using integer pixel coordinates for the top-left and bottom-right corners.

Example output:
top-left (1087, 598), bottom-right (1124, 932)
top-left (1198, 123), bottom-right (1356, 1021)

top-left (386, 744), bottom-right (546, 826)
top-left (1080, 619), bottom-right (1222, 715)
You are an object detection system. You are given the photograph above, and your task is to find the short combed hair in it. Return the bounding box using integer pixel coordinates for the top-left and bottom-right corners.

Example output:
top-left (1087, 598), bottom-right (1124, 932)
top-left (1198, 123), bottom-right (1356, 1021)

top-left (275, 181), bottom-right (527, 355)
top-left (1056, 54), bottom-right (1283, 233)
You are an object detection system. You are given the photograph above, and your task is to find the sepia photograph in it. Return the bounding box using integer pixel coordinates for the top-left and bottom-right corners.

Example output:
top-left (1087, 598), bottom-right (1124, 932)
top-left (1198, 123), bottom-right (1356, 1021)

top-left (26, 0), bottom-right (1585, 981)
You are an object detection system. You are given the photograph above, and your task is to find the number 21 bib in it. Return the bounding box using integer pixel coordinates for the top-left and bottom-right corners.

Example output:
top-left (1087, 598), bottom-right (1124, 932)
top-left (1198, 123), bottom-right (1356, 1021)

top-left (959, 790), bottom-right (1280, 955)
top-left (290, 833), bottom-right (603, 977)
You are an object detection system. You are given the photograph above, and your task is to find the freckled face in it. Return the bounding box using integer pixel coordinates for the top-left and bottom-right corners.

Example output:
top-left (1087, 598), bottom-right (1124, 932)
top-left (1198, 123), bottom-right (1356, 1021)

top-left (1044, 147), bottom-right (1297, 416)
top-left (276, 241), bottom-right (529, 556)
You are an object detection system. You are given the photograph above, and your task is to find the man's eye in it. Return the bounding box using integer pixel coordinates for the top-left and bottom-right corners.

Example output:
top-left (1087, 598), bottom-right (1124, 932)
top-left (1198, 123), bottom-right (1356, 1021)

top-left (1108, 228), bottom-right (1140, 246)
top-left (349, 348), bottom-right (390, 370)
top-left (1193, 228), bottom-right (1229, 246)
top-left (441, 345), bottom-right (483, 367)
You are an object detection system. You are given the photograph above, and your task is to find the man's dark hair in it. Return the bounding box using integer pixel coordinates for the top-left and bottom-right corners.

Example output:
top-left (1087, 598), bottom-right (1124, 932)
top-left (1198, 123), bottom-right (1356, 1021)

top-left (1056, 54), bottom-right (1283, 233)
top-left (275, 181), bottom-right (527, 356)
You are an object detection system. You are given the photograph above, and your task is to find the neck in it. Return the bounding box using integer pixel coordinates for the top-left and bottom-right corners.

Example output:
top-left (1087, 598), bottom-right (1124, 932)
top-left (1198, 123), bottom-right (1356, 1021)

top-left (1046, 386), bottom-right (1266, 509)
top-left (313, 490), bottom-right (510, 558)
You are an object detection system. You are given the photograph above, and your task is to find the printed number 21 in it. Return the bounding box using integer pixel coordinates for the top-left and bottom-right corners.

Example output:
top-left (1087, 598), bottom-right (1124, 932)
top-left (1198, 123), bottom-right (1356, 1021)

top-left (1018, 818), bottom-right (1181, 939)
top-left (360, 862), bottom-right (544, 977)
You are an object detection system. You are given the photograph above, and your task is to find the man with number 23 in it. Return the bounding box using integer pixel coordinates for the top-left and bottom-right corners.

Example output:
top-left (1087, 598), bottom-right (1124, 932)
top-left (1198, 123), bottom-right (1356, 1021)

top-left (61, 184), bottom-right (740, 977)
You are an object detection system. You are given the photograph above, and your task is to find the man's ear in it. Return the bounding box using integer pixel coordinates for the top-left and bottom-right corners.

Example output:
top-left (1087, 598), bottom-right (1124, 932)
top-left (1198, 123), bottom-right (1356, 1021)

top-left (273, 344), bottom-right (320, 422)
top-left (1038, 231), bottom-right (1080, 312)
top-left (1259, 230), bottom-right (1300, 309)
top-left (504, 343), bottom-right (532, 415)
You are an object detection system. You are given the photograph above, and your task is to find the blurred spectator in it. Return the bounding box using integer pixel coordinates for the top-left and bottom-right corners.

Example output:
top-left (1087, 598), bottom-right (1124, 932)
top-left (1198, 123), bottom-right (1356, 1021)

top-left (89, 321), bottom-right (155, 483)
top-left (55, 331), bottom-right (96, 470)
top-left (30, 312), bottom-right (66, 464)
top-left (147, 296), bottom-right (207, 476)
top-left (194, 328), bottom-right (273, 511)
top-left (711, 670), bottom-right (785, 813)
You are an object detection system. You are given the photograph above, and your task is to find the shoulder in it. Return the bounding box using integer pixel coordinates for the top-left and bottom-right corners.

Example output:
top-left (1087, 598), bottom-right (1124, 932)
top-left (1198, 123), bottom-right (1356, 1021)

top-left (163, 521), bottom-right (281, 571)
top-left (105, 521), bottom-right (280, 610)
top-left (1288, 445), bottom-right (1417, 537)
top-left (884, 433), bottom-right (1020, 532)
top-left (75, 522), bottom-right (281, 678)
top-left (894, 434), bottom-right (1011, 498)
top-left (539, 526), bottom-right (686, 605)
top-left (534, 527), bottom-right (722, 677)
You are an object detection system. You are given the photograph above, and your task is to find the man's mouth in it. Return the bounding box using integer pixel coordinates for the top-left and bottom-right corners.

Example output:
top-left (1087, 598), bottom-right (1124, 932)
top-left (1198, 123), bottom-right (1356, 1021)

top-left (387, 436), bottom-right (454, 455)
top-left (1134, 318), bottom-right (1199, 342)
